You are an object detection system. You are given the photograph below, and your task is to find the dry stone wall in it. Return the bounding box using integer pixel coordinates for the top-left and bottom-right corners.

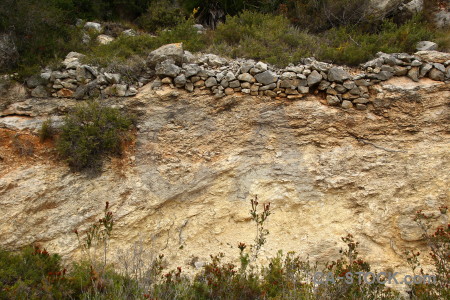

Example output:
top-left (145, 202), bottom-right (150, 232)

top-left (27, 43), bottom-right (450, 110)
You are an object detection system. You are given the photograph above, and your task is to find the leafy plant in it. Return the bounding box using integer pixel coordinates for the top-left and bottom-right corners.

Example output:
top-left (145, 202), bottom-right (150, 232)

top-left (56, 101), bottom-right (134, 172)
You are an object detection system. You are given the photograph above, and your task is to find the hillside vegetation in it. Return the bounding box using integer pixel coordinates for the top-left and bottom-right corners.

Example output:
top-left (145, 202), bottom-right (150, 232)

top-left (0, 0), bottom-right (449, 77)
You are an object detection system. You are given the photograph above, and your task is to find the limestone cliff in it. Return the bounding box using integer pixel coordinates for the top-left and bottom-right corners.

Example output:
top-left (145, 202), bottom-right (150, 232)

top-left (0, 76), bottom-right (449, 287)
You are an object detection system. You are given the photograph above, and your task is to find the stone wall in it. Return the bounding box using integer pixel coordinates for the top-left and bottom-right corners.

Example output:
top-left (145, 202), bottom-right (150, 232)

top-left (27, 43), bottom-right (450, 110)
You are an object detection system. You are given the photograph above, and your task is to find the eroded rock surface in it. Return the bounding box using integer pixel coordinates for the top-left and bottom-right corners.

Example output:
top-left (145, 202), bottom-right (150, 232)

top-left (0, 79), bottom-right (449, 284)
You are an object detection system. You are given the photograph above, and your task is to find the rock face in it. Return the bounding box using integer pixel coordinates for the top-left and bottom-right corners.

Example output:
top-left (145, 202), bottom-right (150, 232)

top-left (0, 78), bottom-right (448, 284)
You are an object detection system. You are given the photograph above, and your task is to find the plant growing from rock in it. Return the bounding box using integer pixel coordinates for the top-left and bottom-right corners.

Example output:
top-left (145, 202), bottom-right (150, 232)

top-left (249, 195), bottom-right (271, 259)
top-left (56, 101), bottom-right (134, 172)
top-left (405, 207), bottom-right (449, 299)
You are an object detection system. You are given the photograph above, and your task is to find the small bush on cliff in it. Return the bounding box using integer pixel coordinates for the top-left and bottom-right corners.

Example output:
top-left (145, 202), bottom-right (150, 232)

top-left (56, 101), bottom-right (134, 171)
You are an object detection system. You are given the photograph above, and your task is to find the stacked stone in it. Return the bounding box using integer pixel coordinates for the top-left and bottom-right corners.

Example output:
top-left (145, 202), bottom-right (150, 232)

top-left (27, 43), bottom-right (450, 110)
top-left (28, 52), bottom-right (140, 100)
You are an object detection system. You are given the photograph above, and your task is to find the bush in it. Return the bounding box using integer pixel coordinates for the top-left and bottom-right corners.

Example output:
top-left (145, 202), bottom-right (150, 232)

top-left (0, 245), bottom-right (70, 299)
top-left (0, 0), bottom-right (85, 75)
top-left (56, 101), bottom-right (134, 171)
top-left (39, 119), bottom-right (55, 142)
top-left (213, 10), bottom-right (318, 66)
top-left (136, 0), bottom-right (185, 33)
top-left (318, 15), bottom-right (433, 65)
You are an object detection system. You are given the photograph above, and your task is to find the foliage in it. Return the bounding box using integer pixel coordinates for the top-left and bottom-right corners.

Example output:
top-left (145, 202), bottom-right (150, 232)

top-left (212, 10), bottom-right (318, 66)
top-left (84, 17), bottom-right (207, 69)
top-left (406, 207), bottom-right (450, 299)
top-left (56, 101), bottom-right (134, 172)
top-left (136, 0), bottom-right (185, 33)
top-left (39, 119), bottom-right (55, 142)
top-left (0, 245), bottom-right (69, 299)
top-left (318, 15), bottom-right (434, 65)
top-left (0, 0), bottom-right (85, 75)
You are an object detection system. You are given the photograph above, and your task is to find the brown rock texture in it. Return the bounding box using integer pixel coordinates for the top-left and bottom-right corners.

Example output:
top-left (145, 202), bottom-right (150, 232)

top-left (0, 78), bottom-right (449, 283)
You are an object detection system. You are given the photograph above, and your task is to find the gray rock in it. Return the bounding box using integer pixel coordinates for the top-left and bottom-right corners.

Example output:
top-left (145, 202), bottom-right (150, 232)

top-left (26, 75), bottom-right (44, 88)
top-left (411, 60), bottom-right (422, 67)
top-left (229, 80), bottom-right (241, 88)
top-left (341, 100), bottom-right (353, 109)
top-left (73, 80), bottom-right (98, 100)
top-left (40, 71), bottom-right (52, 83)
top-left (327, 67), bottom-right (350, 83)
top-left (433, 63), bottom-right (446, 72)
top-left (416, 41), bottom-right (438, 51)
top-left (393, 66), bottom-right (408, 76)
top-left (183, 51), bottom-right (195, 63)
top-left (31, 86), bottom-right (48, 98)
top-left (428, 68), bottom-right (445, 81)
top-left (104, 73), bottom-right (121, 84)
top-left (174, 74), bottom-right (187, 86)
top-left (286, 65), bottom-right (304, 73)
top-left (362, 57), bottom-right (384, 69)
top-left (408, 67), bottom-right (420, 82)
top-left (318, 80), bottom-right (331, 90)
top-left (224, 71), bottom-right (236, 81)
top-left (280, 72), bottom-right (297, 80)
top-left (62, 52), bottom-right (85, 69)
top-left (183, 63), bottom-right (201, 77)
top-left (307, 70), bottom-right (322, 86)
top-left (355, 104), bottom-right (367, 110)
top-left (156, 59), bottom-right (181, 77)
top-left (84, 22), bottom-right (102, 32)
top-left (335, 85), bottom-right (347, 93)
top-left (374, 71), bottom-right (394, 81)
top-left (259, 83), bottom-right (277, 91)
top-left (326, 95), bottom-right (340, 106)
top-left (203, 54), bottom-right (227, 67)
top-left (240, 61), bottom-right (254, 73)
top-left (126, 86), bottom-right (138, 96)
top-left (279, 79), bottom-right (300, 89)
top-left (185, 82), bottom-right (194, 92)
top-left (295, 86), bottom-right (307, 94)
top-left (237, 73), bottom-right (255, 83)
top-left (254, 71), bottom-right (278, 85)
top-left (419, 64), bottom-right (433, 77)
top-left (354, 98), bottom-right (370, 104)
top-left (205, 77), bottom-right (218, 87)
top-left (84, 65), bottom-right (99, 78)
top-left (255, 61), bottom-right (268, 71)
top-left (343, 81), bottom-right (356, 90)
top-left (220, 79), bottom-right (229, 88)
top-left (115, 84), bottom-right (127, 97)
top-left (147, 43), bottom-right (184, 67)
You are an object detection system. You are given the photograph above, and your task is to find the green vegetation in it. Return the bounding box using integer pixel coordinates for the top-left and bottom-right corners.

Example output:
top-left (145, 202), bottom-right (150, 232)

top-left (56, 101), bottom-right (134, 172)
top-left (1, 201), bottom-right (448, 299)
top-left (0, 0), bottom-right (448, 75)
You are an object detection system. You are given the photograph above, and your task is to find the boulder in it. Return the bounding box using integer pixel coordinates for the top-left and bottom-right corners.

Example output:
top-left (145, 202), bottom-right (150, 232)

top-left (174, 74), bottom-right (187, 86)
top-left (327, 67), bottom-right (350, 83)
top-left (183, 63), bottom-right (201, 77)
top-left (326, 95), bottom-right (340, 106)
top-left (205, 77), bottom-right (218, 88)
top-left (31, 86), bottom-right (48, 98)
top-left (237, 73), bottom-right (255, 83)
top-left (415, 51), bottom-right (450, 63)
top-left (254, 70), bottom-right (278, 85)
top-left (428, 68), bottom-right (445, 81)
top-left (122, 29), bottom-right (137, 37)
top-left (104, 73), bottom-right (121, 84)
top-left (155, 59), bottom-right (181, 77)
top-left (407, 67), bottom-right (420, 82)
top-left (307, 70), bottom-right (322, 86)
top-left (147, 43), bottom-right (184, 67)
top-left (416, 41), bottom-right (438, 51)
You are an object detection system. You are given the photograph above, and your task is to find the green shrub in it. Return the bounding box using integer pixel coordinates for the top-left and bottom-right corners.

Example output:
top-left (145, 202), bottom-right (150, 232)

top-left (0, 245), bottom-right (70, 299)
top-left (56, 101), bottom-right (134, 172)
top-left (136, 0), bottom-right (185, 33)
top-left (318, 15), bottom-right (434, 65)
top-left (213, 10), bottom-right (318, 66)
